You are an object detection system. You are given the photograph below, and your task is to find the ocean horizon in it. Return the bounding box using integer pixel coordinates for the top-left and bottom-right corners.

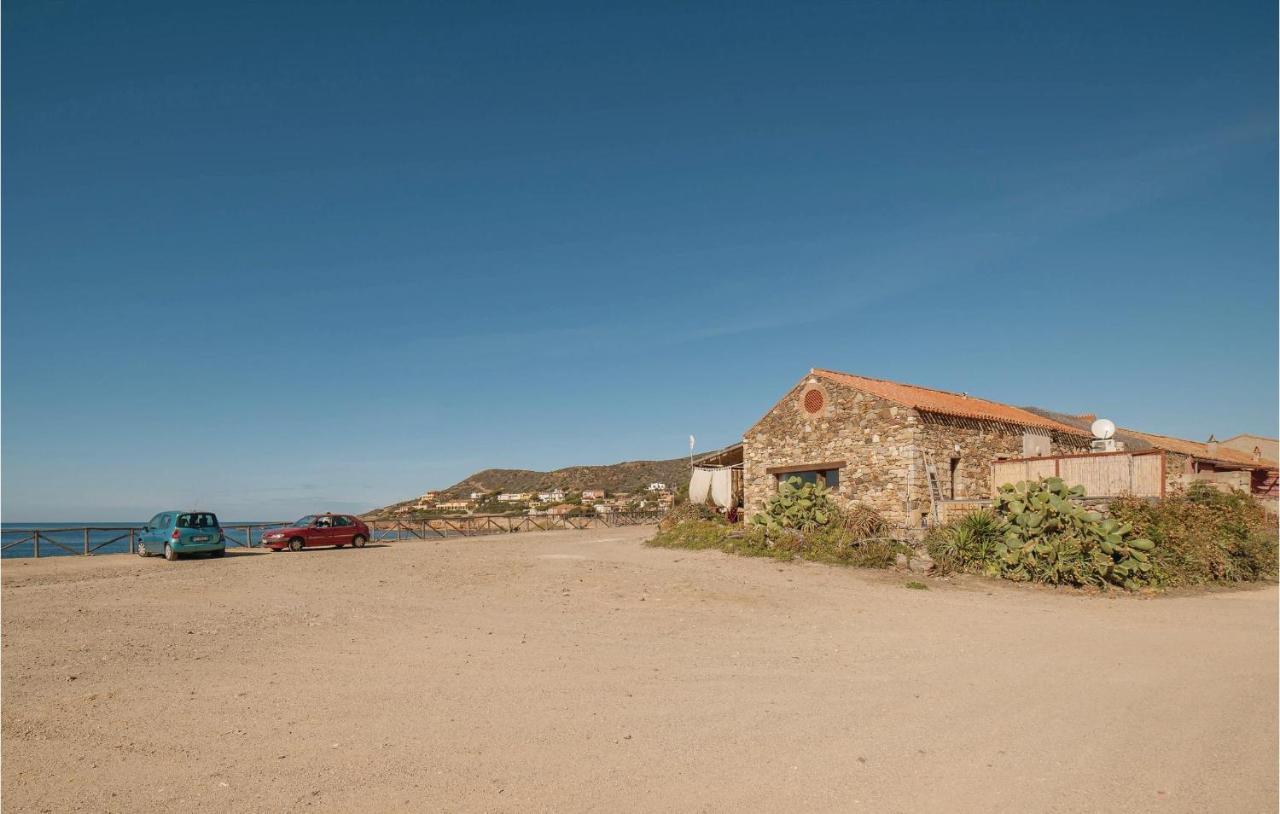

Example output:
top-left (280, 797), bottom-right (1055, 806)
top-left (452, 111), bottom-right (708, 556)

top-left (0, 521), bottom-right (287, 559)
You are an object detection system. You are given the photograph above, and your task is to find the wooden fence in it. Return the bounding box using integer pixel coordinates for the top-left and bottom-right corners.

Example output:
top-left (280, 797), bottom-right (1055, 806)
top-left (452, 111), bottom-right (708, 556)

top-left (990, 451), bottom-right (1165, 498)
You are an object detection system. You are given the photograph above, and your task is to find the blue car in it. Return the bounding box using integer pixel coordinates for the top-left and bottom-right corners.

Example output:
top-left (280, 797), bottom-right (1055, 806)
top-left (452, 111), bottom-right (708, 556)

top-left (137, 511), bottom-right (226, 561)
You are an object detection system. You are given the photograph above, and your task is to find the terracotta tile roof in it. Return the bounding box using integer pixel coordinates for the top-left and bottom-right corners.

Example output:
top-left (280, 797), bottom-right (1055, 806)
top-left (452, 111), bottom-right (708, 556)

top-left (811, 369), bottom-right (1092, 436)
top-left (1119, 429), bottom-right (1278, 469)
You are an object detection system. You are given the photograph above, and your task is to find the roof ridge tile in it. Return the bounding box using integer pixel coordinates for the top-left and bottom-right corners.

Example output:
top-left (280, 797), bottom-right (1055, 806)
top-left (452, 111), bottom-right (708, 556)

top-left (810, 368), bottom-right (1091, 437)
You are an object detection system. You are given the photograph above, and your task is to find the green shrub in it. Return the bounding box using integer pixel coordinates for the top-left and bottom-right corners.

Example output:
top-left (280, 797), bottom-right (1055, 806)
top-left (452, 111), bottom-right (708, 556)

top-left (651, 492), bottom-right (905, 571)
top-left (647, 519), bottom-right (732, 551)
top-left (761, 523), bottom-right (904, 567)
top-left (836, 502), bottom-right (890, 539)
top-left (927, 478), bottom-right (1157, 589)
top-left (658, 502), bottom-right (723, 531)
top-left (930, 479), bottom-right (1277, 591)
top-left (654, 477), bottom-right (906, 571)
top-left (1110, 486), bottom-right (1277, 587)
top-left (993, 479), bottom-right (1157, 588)
top-left (925, 509), bottom-right (1004, 576)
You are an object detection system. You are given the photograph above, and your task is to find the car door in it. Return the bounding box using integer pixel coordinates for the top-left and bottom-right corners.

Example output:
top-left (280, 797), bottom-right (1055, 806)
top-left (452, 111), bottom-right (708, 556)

top-left (332, 515), bottom-right (353, 544)
top-left (309, 516), bottom-right (335, 547)
top-left (152, 513), bottom-right (173, 551)
top-left (141, 513), bottom-right (165, 551)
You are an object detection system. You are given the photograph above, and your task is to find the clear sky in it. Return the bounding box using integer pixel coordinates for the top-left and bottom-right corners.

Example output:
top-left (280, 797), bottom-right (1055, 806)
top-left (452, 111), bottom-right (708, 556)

top-left (3, 0), bottom-right (1276, 520)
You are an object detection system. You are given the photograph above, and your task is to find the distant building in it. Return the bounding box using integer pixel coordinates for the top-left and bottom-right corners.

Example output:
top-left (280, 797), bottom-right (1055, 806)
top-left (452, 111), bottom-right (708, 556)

top-left (581, 489), bottom-right (606, 501)
top-left (497, 492), bottom-right (532, 503)
top-left (414, 490), bottom-right (443, 509)
top-left (593, 503), bottom-right (615, 514)
top-left (1215, 434), bottom-right (1279, 464)
top-left (529, 503), bottom-right (576, 517)
top-left (469, 492), bottom-right (485, 501)
top-left (437, 500), bottom-right (472, 512)
top-left (537, 489), bottom-right (566, 503)
top-left (646, 482), bottom-right (667, 492)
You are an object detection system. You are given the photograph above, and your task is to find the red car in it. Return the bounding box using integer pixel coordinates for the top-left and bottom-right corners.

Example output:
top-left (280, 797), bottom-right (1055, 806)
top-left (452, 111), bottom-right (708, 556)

top-left (261, 514), bottom-right (370, 551)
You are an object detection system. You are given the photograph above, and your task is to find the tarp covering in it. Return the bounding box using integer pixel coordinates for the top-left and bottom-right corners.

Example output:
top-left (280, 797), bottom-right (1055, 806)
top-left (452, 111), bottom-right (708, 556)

top-left (689, 468), bottom-right (713, 505)
top-left (710, 468), bottom-right (734, 509)
top-left (690, 466), bottom-right (736, 509)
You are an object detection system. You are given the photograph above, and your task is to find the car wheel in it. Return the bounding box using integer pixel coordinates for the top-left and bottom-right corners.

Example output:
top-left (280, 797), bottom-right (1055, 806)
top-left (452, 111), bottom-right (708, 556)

top-left (289, 538), bottom-right (304, 552)
top-left (352, 535), bottom-right (367, 548)
top-left (164, 543), bottom-right (178, 562)
top-left (211, 547), bottom-right (226, 558)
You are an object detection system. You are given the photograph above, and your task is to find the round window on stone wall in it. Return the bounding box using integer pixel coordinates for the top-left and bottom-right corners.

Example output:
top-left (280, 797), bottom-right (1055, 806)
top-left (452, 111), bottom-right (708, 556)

top-left (802, 388), bottom-right (825, 415)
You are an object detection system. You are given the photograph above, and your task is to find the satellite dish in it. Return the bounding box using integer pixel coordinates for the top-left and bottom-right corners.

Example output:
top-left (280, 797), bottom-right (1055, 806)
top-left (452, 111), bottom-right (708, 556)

top-left (1091, 419), bottom-right (1116, 440)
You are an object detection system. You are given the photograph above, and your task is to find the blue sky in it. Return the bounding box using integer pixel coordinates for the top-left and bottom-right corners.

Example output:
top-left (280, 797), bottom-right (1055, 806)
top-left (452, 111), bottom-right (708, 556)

top-left (3, 0), bottom-right (1276, 520)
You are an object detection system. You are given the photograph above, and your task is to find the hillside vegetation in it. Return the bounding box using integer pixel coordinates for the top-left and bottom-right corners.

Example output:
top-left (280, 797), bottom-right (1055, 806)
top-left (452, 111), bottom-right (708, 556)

top-left (364, 457), bottom-right (691, 519)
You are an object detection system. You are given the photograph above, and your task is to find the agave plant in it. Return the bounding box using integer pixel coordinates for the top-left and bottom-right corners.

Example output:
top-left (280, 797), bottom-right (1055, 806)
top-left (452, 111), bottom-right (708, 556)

top-left (926, 509), bottom-right (1005, 575)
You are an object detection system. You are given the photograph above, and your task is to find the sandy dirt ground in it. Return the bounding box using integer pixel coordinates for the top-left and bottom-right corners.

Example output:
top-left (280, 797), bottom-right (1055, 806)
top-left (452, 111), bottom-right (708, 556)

top-left (2, 526), bottom-right (1276, 813)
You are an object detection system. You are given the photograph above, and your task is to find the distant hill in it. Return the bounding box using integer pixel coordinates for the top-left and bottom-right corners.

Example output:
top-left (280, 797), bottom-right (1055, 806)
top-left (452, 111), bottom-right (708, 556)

top-left (363, 457), bottom-right (692, 519)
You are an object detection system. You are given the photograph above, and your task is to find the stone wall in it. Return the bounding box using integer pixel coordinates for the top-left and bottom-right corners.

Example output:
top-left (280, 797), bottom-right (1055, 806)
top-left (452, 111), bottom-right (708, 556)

top-left (1163, 451), bottom-right (1258, 495)
top-left (743, 373), bottom-right (1093, 528)
top-left (744, 376), bottom-right (918, 524)
top-left (915, 414), bottom-right (1091, 499)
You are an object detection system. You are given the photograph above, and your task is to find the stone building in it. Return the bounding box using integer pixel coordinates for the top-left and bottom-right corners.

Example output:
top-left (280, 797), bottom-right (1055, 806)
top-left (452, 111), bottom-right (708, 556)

top-left (743, 369), bottom-right (1093, 527)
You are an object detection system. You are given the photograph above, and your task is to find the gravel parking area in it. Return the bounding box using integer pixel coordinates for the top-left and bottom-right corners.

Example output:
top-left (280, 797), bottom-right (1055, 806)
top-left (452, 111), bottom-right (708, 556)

top-left (3, 526), bottom-right (1276, 812)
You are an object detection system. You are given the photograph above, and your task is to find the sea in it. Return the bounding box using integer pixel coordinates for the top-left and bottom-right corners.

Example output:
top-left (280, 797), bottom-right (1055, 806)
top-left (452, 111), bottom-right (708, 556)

top-left (0, 522), bottom-right (288, 559)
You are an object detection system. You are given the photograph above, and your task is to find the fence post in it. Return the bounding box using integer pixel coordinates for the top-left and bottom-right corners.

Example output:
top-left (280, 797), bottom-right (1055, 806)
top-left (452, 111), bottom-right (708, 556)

top-left (33, 531), bottom-right (40, 558)
top-left (129, 529), bottom-right (136, 554)
top-left (84, 528), bottom-right (91, 556)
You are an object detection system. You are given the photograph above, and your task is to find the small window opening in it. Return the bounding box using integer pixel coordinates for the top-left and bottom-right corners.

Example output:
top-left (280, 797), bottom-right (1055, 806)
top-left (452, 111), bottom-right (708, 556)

top-left (777, 469), bottom-right (840, 490)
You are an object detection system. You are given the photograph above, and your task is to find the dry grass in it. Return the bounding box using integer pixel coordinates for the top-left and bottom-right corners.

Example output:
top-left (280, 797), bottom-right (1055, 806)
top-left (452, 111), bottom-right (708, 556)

top-left (647, 519), bottom-right (906, 569)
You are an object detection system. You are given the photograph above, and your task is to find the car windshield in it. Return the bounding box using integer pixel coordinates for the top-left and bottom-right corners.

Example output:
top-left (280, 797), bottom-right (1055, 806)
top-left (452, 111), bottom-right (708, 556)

top-left (293, 515), bottom-right (318, 527)
top-left (177, 513), bottom-right (218, 529)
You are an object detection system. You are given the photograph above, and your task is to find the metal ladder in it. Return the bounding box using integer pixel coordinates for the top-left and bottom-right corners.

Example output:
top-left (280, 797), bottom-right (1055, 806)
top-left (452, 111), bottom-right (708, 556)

top-left (922, 451), bottom-right (948, 524)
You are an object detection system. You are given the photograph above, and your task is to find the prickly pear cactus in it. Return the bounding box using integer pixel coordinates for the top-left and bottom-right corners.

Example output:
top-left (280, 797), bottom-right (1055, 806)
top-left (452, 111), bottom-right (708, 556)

top-left (750, 477), bottom-right (834, 535)
top-left (992, 477), bottom-right (1157, 589)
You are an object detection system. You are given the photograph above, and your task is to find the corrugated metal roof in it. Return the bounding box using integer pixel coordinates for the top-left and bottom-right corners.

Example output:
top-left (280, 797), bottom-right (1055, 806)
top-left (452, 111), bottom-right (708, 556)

top-left (811, 369), bottom-right (1092, 436)
top-left (693, 442), bottom-right (744, 467)
top-left (1021, 407), bottom-right (1158, 452)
